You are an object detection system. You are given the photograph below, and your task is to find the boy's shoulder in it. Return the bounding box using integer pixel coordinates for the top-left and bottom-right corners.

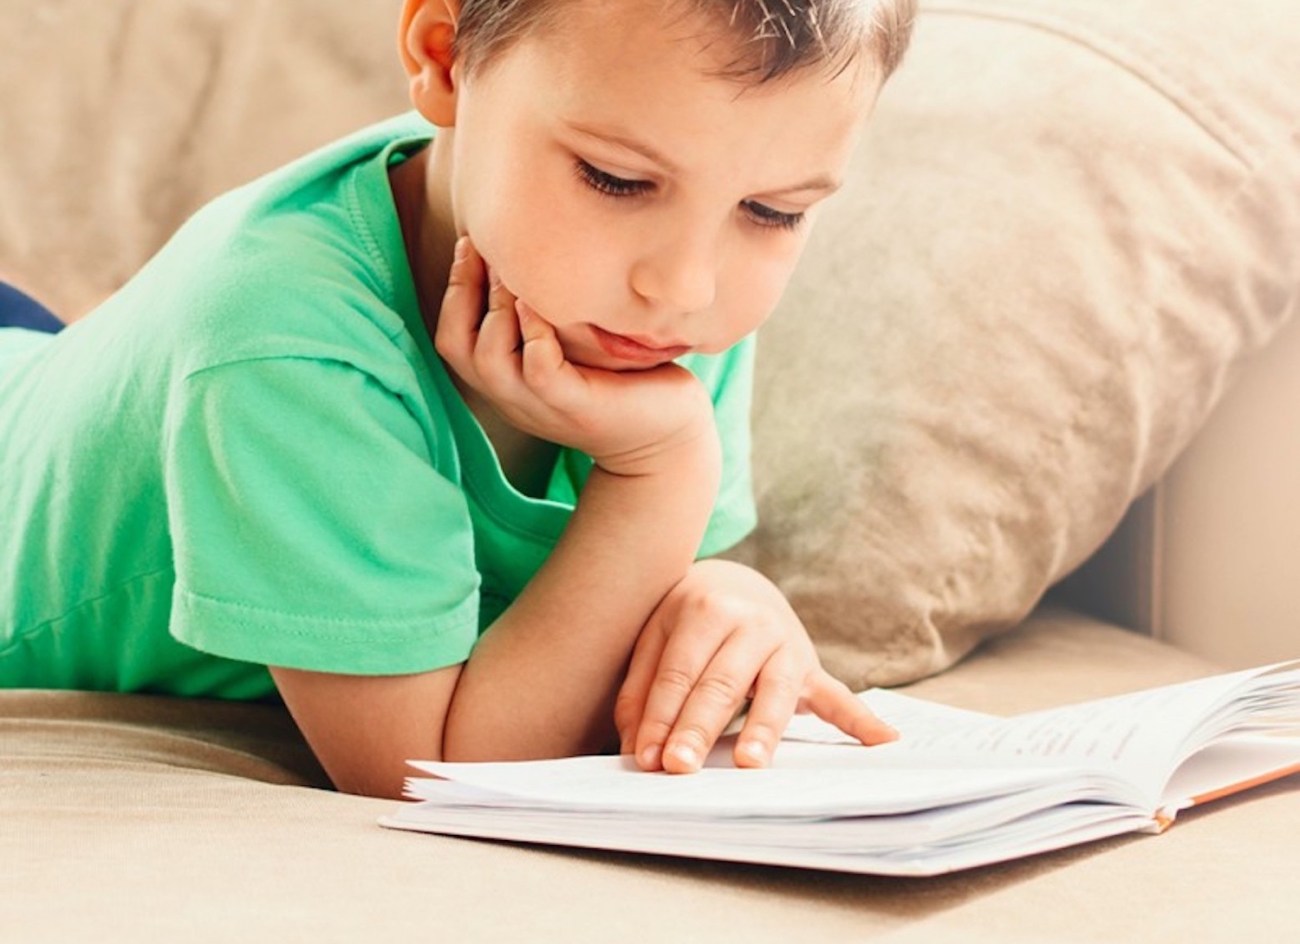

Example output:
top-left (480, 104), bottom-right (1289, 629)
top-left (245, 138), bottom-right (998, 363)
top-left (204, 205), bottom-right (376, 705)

top-left (227, 111), bottom-right (436, 219)
top-left (133, 113), bottom-right (436, 375)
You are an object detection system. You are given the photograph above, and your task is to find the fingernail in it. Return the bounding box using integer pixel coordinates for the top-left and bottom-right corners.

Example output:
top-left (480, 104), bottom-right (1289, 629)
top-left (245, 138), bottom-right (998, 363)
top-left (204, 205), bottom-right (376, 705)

top-left (739, 740), bottom-right (767, 764)
top-left (639, 743), bottom-right (661, 769)
top-left (488, 269), bottom-right (501, 290)
top-left (515, 299), bottom-right (532, 320)
top-left (667, 743), bottom-right (700, 771)
top-left (453, 237), bottom-right (468, 262)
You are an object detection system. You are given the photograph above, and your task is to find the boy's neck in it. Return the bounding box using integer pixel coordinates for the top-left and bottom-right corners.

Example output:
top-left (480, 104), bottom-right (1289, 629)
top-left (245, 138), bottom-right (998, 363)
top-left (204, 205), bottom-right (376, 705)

top-left (389, 141), bottom-right (560, 499)
top-left (389, 144), bottom-right (458, 339)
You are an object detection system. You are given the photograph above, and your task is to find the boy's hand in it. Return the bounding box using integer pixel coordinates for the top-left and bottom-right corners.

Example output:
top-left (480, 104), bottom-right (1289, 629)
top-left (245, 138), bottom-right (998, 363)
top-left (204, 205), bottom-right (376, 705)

top-left (435, 237), bottom-right (715, 477)
top-left (614, 559), bottom-right (898, 773)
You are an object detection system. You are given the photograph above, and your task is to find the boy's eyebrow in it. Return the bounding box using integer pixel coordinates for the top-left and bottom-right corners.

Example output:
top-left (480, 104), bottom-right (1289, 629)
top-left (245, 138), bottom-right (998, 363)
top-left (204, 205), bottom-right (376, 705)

top-left (759, 175), bottom-right (843, 198)
top-left (563, 120), bottom-right (841, 196)
top-left (564, 121), bottom-right (682, 173)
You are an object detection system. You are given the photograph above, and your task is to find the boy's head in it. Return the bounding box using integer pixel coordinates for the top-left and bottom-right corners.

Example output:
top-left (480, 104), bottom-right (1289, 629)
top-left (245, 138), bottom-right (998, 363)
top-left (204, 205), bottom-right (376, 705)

top-left (450, 1), bottom-right (916, 86)
top-left (398, 0), bottom-right (916, 370)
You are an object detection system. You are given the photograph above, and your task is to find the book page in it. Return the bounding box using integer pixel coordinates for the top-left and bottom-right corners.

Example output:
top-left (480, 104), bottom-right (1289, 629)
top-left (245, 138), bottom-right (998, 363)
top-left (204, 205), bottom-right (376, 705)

top-left (1159, 735), bottom-right (1300, 810)
top-left (786, 663), bottom-right (1300, 802)
top-left (404, 754), bottom-right (1075, 818)
top-left (385, 661), bottom-right (1300, 877)
top-left (385, 781), bottom-right (1156, 877)
top-left (407, 665), bottom-right (1300, 818)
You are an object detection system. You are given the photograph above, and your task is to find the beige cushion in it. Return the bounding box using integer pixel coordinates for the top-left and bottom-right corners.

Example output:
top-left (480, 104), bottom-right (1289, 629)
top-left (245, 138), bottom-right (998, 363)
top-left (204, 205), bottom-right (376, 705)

top-left (1154, 311), bottom-right (1300, 666)
top-left (729, 0), bottom-right (1300, 688)
top-left (5, 611), bottom-right (1298, 943)
top-left (0, 0), bottom-right (409, 318)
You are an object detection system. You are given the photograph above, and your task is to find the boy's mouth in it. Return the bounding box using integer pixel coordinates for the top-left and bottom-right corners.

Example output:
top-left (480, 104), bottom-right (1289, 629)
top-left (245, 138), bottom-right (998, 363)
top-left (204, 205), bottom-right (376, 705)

top-left (589, 325), bottom-right (691, 365)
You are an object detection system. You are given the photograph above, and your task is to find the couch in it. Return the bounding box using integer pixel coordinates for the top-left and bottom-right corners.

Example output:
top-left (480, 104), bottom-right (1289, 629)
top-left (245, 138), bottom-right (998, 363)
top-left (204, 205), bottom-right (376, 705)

top-left (2, 1), bottom-right (1297, 941)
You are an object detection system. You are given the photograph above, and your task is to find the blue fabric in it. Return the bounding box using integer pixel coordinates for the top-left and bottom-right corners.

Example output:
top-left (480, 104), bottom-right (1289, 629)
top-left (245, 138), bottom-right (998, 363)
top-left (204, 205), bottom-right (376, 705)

top-left (0, 283), bottom-right (63, 333)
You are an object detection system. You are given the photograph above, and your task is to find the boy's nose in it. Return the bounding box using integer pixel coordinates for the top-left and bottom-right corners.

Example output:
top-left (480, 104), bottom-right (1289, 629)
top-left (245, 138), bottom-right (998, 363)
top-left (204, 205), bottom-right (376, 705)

top-left (629, 233), bottom-right (718, 316)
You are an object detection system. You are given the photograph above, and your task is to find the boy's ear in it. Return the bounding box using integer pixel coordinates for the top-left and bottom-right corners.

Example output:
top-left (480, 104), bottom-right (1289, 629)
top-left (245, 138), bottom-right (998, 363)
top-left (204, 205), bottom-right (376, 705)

top-left (398, 0), bottom-right (462, 127)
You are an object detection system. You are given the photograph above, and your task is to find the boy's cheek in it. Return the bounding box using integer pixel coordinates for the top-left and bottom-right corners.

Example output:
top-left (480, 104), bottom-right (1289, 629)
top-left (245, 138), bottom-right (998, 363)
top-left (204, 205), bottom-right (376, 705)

top-left (477, 244), bottom-right (589, 324)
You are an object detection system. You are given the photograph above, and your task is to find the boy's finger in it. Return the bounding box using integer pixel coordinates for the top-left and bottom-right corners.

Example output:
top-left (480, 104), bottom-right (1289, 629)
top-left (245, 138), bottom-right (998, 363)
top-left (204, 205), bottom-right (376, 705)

top-left (631, 619), bottom-right (733, 773)
top-left (613, 615), bottom-right (668, 761)
top-left (658, 634), bottom-right (774, 775)
top-left (733, 653), bottom-right (802, 769)
top-left (631, 656), bottom-right (709, 772)
top-left (804, 671), bottom-right (899, 746)
top-left (474, 268), bottom-right (524, 383)
top-left (517, 301), bottom-right (584, 403)
top-left (434, 237), bottom-right (487, 367)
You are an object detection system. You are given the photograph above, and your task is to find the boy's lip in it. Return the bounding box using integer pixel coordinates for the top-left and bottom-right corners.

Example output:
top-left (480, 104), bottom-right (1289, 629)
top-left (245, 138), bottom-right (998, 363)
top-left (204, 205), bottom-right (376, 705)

top-left (590, 325), bottom-right (692, 364)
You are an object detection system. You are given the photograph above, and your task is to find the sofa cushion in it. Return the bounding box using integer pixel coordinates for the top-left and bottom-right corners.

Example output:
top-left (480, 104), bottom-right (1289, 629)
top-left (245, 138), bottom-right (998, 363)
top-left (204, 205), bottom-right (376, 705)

top-left (729, 0), bottom-right (1300, 687)
top-left (0, 0), bottom-right (409, 318)
top-left (5, 610), bottom-right (1298, 943)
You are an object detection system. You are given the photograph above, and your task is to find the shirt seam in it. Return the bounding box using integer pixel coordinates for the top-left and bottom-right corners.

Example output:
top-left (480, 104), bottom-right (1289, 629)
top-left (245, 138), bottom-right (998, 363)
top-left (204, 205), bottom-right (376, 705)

top-left (345, 158), bottom-right (397, 319)
top-left (0, 566), bottom-right (175, 658)
top-left (176, 586), bottom-right (476, 635)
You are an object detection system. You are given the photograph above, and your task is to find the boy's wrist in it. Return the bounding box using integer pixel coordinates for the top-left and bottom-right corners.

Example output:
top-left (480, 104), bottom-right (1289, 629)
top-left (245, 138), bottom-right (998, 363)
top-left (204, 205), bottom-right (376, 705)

top-left (582, 422), bottom-right (722, 547)
top-left (590, 379), bottom-right (722, 475)
top-left (589, 402), bottom-right (722, 481)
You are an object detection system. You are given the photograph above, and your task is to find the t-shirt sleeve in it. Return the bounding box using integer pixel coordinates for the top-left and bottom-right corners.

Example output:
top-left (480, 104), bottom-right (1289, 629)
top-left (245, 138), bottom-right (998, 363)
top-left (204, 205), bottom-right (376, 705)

top-left (163, 356), bottom-right (482, 675)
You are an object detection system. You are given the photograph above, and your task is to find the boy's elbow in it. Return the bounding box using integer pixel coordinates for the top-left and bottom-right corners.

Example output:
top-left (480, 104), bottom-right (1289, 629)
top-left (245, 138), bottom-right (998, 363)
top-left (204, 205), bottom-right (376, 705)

top-left (327, 758), bottom-right (425, 801)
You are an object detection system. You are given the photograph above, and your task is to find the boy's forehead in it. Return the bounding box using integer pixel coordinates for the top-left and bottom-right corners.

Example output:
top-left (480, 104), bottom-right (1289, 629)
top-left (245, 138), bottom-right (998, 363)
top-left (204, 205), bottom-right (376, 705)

top-left (493, 5), bottom-right (878, 188)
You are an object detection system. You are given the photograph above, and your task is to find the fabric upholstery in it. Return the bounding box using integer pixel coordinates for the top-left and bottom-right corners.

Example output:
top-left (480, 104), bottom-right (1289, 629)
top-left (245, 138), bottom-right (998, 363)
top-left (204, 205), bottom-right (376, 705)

top-left (729, 0), bottom-right (1300, 687)
top-left (6, 612), bottom-right (1297, 944)
top-left (0, 0), bottom-right (409, 317)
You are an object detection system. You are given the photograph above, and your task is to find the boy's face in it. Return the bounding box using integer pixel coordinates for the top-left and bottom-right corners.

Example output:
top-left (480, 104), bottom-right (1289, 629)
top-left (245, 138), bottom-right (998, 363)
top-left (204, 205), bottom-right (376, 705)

top-left (446, 0), bottom-right (879, 370)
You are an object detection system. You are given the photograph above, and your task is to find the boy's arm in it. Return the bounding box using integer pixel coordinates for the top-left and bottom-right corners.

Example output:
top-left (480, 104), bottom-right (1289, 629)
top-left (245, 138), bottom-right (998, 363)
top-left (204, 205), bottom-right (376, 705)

top-left (271, 238), bottom-right (720, 798)
top-left (273, 441), bottom-right (716, 798)
top-left (444, 444), bottom-right (719, 758)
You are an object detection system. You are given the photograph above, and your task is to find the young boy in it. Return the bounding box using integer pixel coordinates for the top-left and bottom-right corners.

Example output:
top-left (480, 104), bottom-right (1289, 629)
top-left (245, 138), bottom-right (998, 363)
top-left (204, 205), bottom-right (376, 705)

top-left (0, 0), bottom-right (914, 798)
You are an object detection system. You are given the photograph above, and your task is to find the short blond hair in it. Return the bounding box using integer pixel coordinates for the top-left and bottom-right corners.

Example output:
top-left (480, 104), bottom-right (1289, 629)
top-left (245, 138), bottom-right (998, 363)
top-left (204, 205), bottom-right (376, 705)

top-left (454, 0), bottom-right (918, 84)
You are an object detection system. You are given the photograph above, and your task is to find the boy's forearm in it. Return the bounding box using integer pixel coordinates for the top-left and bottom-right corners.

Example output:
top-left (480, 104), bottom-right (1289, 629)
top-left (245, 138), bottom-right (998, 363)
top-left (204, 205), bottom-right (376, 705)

top-left (441, 434), bottom-right (722, 761)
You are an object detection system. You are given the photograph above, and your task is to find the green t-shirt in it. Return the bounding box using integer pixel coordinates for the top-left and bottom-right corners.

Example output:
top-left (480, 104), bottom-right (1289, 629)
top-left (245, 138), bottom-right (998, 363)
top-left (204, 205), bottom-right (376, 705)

top-left (0, 113), bottom-right (756, 700)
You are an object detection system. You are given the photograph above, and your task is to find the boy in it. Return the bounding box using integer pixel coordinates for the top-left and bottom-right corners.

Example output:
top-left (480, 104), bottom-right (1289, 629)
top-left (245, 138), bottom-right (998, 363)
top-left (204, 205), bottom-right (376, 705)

top-left (0, 0), bottom-right (914, 798)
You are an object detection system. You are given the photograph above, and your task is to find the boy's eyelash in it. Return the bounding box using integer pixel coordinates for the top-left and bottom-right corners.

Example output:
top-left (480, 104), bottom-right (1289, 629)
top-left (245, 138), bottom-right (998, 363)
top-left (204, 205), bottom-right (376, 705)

top-left (574, 159), bottom-right (653, 198)
top-left (742, 200), bottom-right (805, 232)
top-left (573, 158), bottom-right (805, 231)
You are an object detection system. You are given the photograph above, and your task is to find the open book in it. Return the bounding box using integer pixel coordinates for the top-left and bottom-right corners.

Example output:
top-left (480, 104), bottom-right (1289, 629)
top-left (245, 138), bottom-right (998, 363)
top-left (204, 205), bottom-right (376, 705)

top-left (380, 660), bottom-right (1300, 876)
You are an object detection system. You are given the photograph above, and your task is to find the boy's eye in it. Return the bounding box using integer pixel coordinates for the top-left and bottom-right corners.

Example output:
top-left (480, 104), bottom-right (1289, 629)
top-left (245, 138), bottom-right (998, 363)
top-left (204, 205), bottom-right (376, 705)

top-left (574, 158), bottom-right (804, 233)
top-left (741, 200), bottom-right (805, 232)
top-left (574, 159), bottom-right (653, 198)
